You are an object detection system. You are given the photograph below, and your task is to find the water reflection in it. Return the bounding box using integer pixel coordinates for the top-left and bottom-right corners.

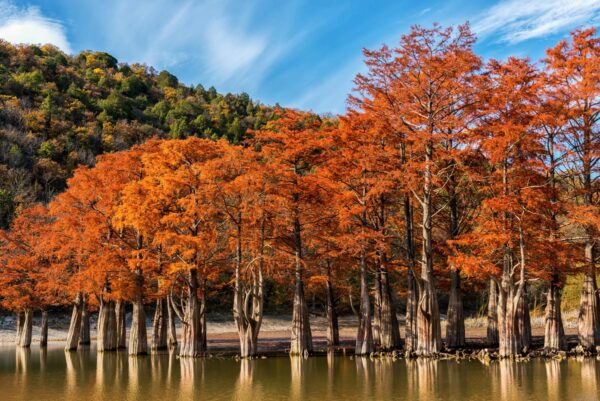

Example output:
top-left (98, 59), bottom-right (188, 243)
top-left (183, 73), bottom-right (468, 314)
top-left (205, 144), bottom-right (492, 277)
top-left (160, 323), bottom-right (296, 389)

top-left (1, 347), bottom-right (600, 401)
top-left (39, 347), bottom-right (47, 373)
top-left (545, 360), bottom-right (561, 399)
top-left (234, 359), bottom-right (263, 401)
top-left (579, 357), bottom-right (598, 396)
top-left (355, 356), bottom-right (373, 398)
top-left (290, 356), bottom-right (307, 401)
top-left (15, 347), bottom-right (30, 375)
top-left (180, 356), bottom-right (204, 398)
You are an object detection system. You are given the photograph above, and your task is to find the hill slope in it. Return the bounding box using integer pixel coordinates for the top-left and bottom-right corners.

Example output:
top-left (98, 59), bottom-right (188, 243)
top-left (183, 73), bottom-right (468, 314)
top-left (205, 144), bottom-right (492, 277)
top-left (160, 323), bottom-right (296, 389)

top-left (0, 42), bottom-right (274, 227)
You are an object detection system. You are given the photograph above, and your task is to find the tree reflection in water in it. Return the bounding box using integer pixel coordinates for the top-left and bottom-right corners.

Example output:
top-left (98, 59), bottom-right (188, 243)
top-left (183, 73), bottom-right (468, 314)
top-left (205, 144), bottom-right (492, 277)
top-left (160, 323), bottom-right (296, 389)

top-left (2, 347), bottom-right (600, 400)
top-left (290, 355), bottom-right (307, 401)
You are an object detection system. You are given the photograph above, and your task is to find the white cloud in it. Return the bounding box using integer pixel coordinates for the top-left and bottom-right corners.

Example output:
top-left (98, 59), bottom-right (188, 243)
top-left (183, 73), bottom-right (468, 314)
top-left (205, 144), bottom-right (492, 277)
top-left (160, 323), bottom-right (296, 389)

top-left (91, 0), bottom-right (310, 91)
top-left (290, 58), bottom-right (363, 115)
top-left (0, 2), bottom-right (71, 53)
top-left (473, 0), bottom-right (600, 43)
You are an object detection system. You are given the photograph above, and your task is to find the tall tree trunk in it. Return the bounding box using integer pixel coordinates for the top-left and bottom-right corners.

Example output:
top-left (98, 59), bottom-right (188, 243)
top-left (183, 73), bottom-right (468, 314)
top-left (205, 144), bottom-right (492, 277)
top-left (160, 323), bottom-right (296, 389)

top-left (129, 232), bottom-right (148, 356)
top-left (233, 223), bottom-right (264, 358)
top-left (446, 270), bottom-right (465, 348)
top-left (167, 293), bottom-right (178, 350)
top-left (578, 243), bottom-right (600, 349)
top-left (200, 283), bottom-right (207, 352)
top-left (39, 310), bottom-right (48, 347)
top-left (415, 141), bottom-right (442, 356)
top-left (516, 286), bottom-right (531, 351)
top-left (372, 266), bottom-right (382, 346)
top-left (355, 248), bottom-right (373, 355)
top-left (115, 300), bottom-right (127, 349)
top-left (17, 308), bottom-right (33, 348)
top-left (497, 249), bottom-right (527, 357)
top-left (65, 293), bottom-right (83, 351)
top-left (497, 280), bottom-right (520, 357)
top-left (97, 299), bottom-right (117, 352)
top-left (179, 269), bottom-right (205, 357)
top-left (445, 186), bottom-right (464, 349)
top-left (15, 310), bottom-right (24, 346)
top-left (379, 259), bottom-right (401, 351)
top-left (405, 272), bottom-right (418, 352)
top-left (487, 279), bottom-right (499, 346)
top-left (325, 262), bottom-right (339, 347)
top-left (544, 280), bottom-right (566, 350)
top-left (373, 270), bottom-right (383, 346)
top-left (290, 218), bottom-right (312, 356)
top-left (79, 299), bottom-right (90, 345)
top-left (416, 163), bottom-right (441, 355)
top-left (152, 298), bottom-right (168, 351)
top-left (543, 131), bottom-right (566, 352)
top-left (129, 296), bottom-right (148, 355)
top-left (403, 194), bottom-right (418, 352)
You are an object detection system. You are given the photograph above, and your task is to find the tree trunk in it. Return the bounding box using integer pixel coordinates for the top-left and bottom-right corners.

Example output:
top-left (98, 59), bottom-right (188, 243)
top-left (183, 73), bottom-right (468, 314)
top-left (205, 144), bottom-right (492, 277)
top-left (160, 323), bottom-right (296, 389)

top-left (290, 218), bottom-right (312, 356)
top-left (379, 261), bottom-right (401, 351)
top-left (372, 266), bottom-right (382, 346)
top-left (355, 249), bottom-right (373, 355)
top-left (544, 281), bottom-right (566, 350)
top-left (15, 310), bottom-right (24, 346)
top-left (97, 300), bottom-right (117, 352)
top-left (179, 269), bottom-right (205, 357)
top-left (487, 278), bottom-right (499, 346)
top-left (39, 310), bottom-right (48, 347)
top-left (497, 280), bottom-right (520, 357)
top-left (405, 271), bottom-right (418, 352)
top-left (416, 148), bottom-right (442, 356)
top-left (445, 270), bottom-right (465, 348)
top-left (129, 297), bottom-right (148, 355)
top-left (79, 304), bottom-right (90, 346)
top-left (516, 286), bottom-right (531, 352)
top-left (578, 243), bottom-right (600, 349)
top-left (497, 251), bottom-right (527, 358)
top-left (200, 285), bottom-right (207, 352)
top-left (325, 273), bottom-right (339, 347)
top-left (233, 224), bottom-right (264, 358)
top-left (115, 300), bottom-right (127, 349)
top-left (167, 293), bottom-right (178, 350)
top-left (403, 194), bottom-right (418, 352)
top-left (152, 298), bottom-right (168, 351)
top-left (65, 293), bottom-right (83, 351)
top-left (17, 308), bottom-right (33, 348)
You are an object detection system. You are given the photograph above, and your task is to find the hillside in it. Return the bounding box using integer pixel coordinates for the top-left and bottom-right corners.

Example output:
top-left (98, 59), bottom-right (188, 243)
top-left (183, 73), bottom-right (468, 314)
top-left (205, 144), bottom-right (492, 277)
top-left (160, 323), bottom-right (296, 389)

top-left (0, 42), bottom-right (274, 227)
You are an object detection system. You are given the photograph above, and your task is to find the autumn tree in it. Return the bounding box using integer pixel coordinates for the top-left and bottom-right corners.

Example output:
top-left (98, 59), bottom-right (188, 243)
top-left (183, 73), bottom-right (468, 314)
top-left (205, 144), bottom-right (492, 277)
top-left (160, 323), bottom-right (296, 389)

top-left (321, 112), bottom-right (402, 354)
top-left (0, 204), bottom-right (53, 347)
top-left (545, 28), bottom-right (600, 349)
top-left (251, 109), bottom-right (333, 356)
top-left (452, 57), bottom-right (545, 357)
top-left (354, 24), bottom-right (481, 355)
top-left (119, 137), bottom-right (227, 357)
top-left (202, 145), bottom-right (273, 358)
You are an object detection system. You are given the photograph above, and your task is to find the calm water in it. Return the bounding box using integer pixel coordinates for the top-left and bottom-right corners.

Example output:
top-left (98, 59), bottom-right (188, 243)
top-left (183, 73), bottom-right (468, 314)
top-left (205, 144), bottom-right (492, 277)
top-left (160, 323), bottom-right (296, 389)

top-left (0, 345), bottom-right (599, 400)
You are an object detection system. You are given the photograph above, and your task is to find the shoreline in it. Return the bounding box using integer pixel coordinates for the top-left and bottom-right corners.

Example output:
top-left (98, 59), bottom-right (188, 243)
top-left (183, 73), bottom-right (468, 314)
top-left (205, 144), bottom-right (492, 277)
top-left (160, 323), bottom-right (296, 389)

top-left (1, 312), bottom-right (595, 360)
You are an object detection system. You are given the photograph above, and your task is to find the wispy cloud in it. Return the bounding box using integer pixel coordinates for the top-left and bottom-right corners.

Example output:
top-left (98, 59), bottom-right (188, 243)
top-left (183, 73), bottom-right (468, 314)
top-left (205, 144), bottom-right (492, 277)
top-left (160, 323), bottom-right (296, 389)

top-left (90, 0), bottom-right (311, 92)
top-left (0, 1), bottom-right (71, 53)
top-left (290, 58), bottom-right (363, 115)
top-left (473, 0), bottom-right (600, 43)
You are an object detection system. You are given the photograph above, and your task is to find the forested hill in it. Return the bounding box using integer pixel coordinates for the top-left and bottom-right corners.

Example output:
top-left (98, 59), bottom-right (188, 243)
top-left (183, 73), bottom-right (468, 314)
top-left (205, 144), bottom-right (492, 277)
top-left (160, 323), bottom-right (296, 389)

top-left (0, 41), bottom-right (275, 227)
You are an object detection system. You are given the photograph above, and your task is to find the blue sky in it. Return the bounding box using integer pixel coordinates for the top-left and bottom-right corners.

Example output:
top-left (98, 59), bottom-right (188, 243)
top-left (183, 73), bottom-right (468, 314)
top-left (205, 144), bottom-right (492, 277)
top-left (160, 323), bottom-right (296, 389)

top-left (0, 0), bottom-right (599, 114)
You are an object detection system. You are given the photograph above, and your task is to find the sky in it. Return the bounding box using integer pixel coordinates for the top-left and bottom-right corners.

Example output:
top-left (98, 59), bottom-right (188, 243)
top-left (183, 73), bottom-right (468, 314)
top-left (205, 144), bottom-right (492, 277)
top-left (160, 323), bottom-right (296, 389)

top-left (0, 0), bottom-right (599, 114)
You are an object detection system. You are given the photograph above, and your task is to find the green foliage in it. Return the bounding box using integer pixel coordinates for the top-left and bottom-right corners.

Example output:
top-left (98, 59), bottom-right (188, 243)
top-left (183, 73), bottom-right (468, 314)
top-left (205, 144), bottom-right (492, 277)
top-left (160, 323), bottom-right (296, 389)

top-left (0, 41), bottom-right (275, 225)
top-left (38, 140), bottom-right (59, 159)
top-left (157, 70), bottom-right (178, 88)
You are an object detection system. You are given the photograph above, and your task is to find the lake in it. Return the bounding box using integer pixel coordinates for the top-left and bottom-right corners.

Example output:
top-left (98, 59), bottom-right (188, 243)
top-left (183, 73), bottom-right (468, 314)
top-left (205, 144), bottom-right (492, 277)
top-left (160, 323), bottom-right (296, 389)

top-left (0, 345), bottom-right (598, 400)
